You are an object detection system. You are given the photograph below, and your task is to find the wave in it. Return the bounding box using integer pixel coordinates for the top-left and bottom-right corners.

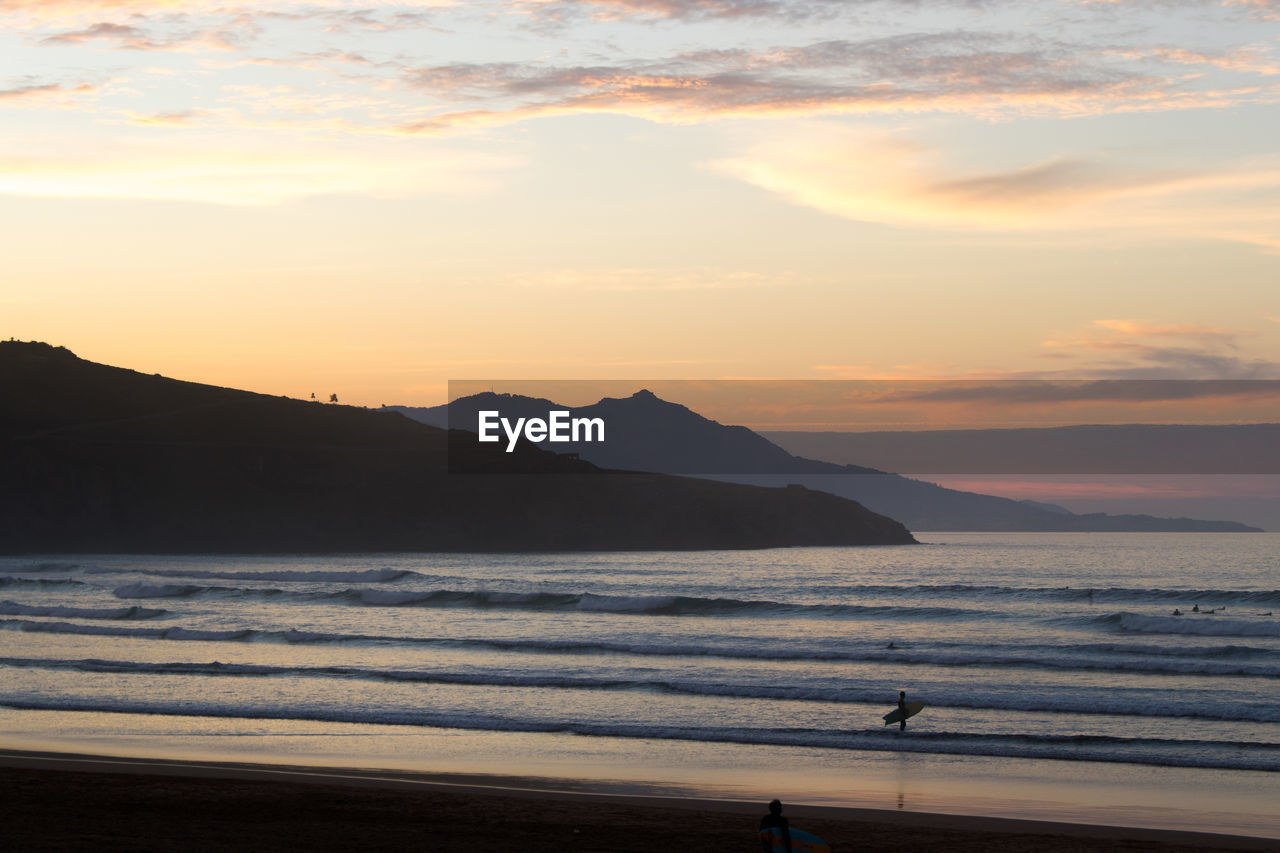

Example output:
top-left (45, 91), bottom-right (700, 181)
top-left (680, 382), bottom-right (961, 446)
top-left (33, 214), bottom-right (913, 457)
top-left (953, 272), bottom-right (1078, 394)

top-left (0, 578), bottom-right (87, 589)
top-left (107, 582), bottom-right (991, 620)
top-left (94, 568), bottom-right (412, 584)
top-left (1090, 612), bottom-right (1280, 638)
top-left (0, 601), bottom-right (166, 620)
top-left (81, 574), bottom-right (1280, 607)
top-left (4, 653), bottom-right (1277, 722)
top-left (2, 695), bottom-right (1275, 771)
top-left (6, 618), bottom-right (1277, 679)
top-left (0, 562), bottom-right (79, 574)
top-left (113, 583), bottom-right (222, 599)
top-left (2, 620), bottom-right (253, 642)
top-left (1073, 642), bottom-right (1277, 660)
top-left (789, 583), bottom-right (1280, 606)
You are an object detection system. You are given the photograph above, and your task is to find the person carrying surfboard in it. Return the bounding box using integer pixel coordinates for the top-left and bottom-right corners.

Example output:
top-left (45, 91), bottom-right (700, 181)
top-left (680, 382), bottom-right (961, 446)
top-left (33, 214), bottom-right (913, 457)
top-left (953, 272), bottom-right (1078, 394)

top-left (883, 694), bottom-right (924, 728)
top-left (759, 800), bottom-right (792, 853)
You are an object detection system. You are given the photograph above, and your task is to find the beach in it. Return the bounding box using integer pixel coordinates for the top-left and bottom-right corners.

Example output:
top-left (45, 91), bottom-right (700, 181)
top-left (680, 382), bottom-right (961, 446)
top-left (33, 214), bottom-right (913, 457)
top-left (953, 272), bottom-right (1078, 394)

top-left (2, 750), bottom-right (1274, 852)
top-left (3, 539), bottom-right (1277, 845)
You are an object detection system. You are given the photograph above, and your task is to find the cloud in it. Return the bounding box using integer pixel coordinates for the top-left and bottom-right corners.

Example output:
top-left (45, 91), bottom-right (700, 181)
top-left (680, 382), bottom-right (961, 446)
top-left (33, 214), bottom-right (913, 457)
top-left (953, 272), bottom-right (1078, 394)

top-left (40, 21), bottom-right (152, 47)
top-left (503, 267), bottom-right (788, 291)
top-left (1086, 320), bottom-right (1243, 342)
top-left (1118, 45), bottom-right (1280, 76)
top-left (1036, 319), bottom-right (1280, 379)
top-left (885, 379), bottom-right (1280, 404)
top-left (0, 80), bottom-right (98, 104)
top-left (375, 28), bottom-right (1280, 140)
top-left (11, 3), bottom-right (1280, 142)
top-left (711, 125), bottom-right (1280, 249)
top-left (515, 0), bottom-right (813, 22)
top-left (395, 32), bottom-right (1190, 126)
top-left (0, 82), bottom-right (65, 100)
top-left (124, 109), bottom-right (214, 126)
top-left (0, 138), bottom-right (522, 205)
top-left (38, 16), bottom-right (259, 52)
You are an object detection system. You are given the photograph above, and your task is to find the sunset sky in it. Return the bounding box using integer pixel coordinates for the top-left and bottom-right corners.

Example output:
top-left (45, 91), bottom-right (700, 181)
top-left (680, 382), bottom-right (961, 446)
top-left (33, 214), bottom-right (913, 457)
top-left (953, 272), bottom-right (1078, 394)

top-left (4, 0), bottom-right (1280, 411)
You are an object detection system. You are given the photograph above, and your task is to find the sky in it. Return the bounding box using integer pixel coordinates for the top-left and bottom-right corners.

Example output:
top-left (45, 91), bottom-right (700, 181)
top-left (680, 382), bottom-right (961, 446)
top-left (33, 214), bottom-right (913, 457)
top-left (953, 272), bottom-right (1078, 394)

top-left (4, 0), bottom-right (1280, 412)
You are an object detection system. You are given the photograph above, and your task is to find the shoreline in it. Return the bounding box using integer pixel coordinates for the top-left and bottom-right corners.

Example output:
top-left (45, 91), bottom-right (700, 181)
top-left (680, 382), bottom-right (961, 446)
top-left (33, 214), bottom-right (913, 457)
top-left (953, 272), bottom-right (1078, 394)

top-left (2, 749), bottom-right (1275, 851)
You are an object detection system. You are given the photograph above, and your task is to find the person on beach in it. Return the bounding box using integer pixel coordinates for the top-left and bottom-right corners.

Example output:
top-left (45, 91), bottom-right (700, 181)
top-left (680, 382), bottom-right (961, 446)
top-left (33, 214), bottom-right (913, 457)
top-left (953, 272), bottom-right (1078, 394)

top-left (759, 800), bottom-right (792, 853)
top-left (898, 690), bottom-right (909, 731)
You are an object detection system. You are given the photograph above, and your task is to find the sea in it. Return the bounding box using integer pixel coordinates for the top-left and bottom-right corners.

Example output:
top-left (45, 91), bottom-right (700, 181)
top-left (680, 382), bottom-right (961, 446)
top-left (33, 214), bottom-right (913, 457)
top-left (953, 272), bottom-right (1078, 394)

top-left (2, 533), bottom-right (1278, 837)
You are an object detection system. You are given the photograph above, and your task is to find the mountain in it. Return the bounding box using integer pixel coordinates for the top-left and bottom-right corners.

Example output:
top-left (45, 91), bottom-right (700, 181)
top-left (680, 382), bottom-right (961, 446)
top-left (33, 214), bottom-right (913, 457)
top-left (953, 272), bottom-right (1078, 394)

top-left (762, 425), bottom-right (1280, 474)
top-left (389, 390), bottom-right (876, 474)
top-left (393, 391), bottom-right (1262, 533)
top-left (1019, 499), bottom-right (1073, 515)
top-left (0, 342), bottom-right (915, 552)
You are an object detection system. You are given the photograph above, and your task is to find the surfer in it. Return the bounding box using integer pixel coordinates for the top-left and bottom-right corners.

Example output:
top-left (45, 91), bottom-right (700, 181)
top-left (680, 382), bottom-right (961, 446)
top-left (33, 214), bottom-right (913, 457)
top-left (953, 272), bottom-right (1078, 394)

top-left (1172, 608), bottom-right (1183, 615)
top-left (759, 800), bottom-right (792, 853)
top-left (897, 690), bottom-right (908, 731)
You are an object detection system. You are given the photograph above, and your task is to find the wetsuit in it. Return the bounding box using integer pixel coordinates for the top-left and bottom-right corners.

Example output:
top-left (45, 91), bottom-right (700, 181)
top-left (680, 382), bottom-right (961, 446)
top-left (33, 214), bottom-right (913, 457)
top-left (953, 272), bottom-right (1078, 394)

top-left (759, 812), bottom-right (791, 853)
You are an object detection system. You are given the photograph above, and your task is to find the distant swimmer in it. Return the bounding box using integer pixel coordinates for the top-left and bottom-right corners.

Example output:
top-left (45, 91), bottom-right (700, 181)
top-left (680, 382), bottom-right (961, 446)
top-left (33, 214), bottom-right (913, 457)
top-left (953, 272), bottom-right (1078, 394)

top-left (1192, 605), bottom-right (1199, 612)
top-left (1172, 608), bottom-right (1183, 616)
top-left (759, 800), bottom-right (791, 853)
top-left (886, 641), bottom-right (896, 649)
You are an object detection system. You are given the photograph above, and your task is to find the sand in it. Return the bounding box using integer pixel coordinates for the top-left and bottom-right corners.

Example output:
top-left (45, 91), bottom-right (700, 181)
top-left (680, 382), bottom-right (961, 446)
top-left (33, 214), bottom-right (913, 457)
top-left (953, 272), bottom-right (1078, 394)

top-left (1, 750), bottom-right (1274, 852)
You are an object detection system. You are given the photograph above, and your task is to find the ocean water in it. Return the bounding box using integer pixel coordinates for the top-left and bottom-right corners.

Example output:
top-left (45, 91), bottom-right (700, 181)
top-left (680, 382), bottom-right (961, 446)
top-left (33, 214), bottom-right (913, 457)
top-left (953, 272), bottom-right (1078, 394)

top-left (2, 534), bottom-right (1278, 835)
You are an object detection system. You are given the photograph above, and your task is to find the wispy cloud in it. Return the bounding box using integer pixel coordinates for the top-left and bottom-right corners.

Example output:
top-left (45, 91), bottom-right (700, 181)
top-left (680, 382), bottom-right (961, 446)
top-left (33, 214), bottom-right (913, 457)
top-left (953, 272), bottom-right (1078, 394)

top-left (9, 2), bottom-right (1280, 141)
top-left (123, 108), bottom-right (215, 126)
top-left (712, 125), bottom-right (1280, 249)
top-left (1038, 319), bottom-right (1280, 379)
top-left (0, 80), bottom-right (97, 102)
top-left (504, 267), bottom-right (788, 291)
top-left (391, 32), bottom-right (1251, 131)
top-left (886, 379), bottom-right (1280, 404)
top-left (515, 0), bottom-right (826, 23)
top-left (38, 15), bottom-right (260, 52)
top-left (0, 138), bottom-right (522, 205)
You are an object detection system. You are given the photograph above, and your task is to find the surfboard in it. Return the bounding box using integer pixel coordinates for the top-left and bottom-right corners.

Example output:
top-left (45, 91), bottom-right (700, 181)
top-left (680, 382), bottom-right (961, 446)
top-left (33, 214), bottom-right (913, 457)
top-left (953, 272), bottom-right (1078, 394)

top-left (758, 826), bottom-right (830, 853)
top-left (883, 700), bottom-right (925, 725)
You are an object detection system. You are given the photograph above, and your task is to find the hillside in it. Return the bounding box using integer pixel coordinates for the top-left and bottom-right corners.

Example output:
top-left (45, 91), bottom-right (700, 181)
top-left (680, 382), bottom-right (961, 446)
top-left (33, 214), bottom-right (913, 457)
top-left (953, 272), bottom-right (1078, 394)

top-left (0, 342), bottom-right (915, 552)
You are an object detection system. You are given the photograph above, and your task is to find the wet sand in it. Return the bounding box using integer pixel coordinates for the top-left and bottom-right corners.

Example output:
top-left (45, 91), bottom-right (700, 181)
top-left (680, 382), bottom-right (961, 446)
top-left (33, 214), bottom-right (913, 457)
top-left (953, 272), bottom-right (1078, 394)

top-left (1, 750), bottom-right (1273, 852)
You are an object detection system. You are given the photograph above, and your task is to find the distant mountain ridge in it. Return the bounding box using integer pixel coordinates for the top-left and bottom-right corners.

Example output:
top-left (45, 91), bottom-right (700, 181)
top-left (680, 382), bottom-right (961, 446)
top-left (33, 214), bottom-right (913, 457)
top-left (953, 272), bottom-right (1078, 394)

top-left (0, 341), bottom-right (915, 552)
top-left (389, 390), bottom-right (880, 475)
top-left (763, 425), bottom-right (1280, 474)
top-left (390, 391), bottom-right (1262, 533)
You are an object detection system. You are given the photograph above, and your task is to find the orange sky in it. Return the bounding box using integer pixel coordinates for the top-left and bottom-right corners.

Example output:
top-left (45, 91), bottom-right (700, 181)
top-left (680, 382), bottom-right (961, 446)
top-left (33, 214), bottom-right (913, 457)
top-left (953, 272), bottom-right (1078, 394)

top-left (3, 0), bottom-right (1279, 406)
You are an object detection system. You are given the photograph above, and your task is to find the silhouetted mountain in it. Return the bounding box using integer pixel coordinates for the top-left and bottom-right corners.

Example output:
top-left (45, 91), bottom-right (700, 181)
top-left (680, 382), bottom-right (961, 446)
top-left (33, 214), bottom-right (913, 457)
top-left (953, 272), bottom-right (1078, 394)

top-left (395, 390), bottom-right (1261, 533)
top-left (0, 342), bottom-right (915, 552)
top-left (392, 390), bottom-right (876, 475)
top-left (763, 425), bottom-right (1280, 474)
top-left (1020, 499), bottom-right (1073, 515)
